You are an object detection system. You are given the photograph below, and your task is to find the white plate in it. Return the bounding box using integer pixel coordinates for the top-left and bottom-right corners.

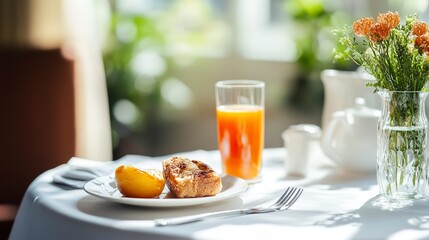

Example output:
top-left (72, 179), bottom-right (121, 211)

top-left (84, 175), bottom-right (248, 207)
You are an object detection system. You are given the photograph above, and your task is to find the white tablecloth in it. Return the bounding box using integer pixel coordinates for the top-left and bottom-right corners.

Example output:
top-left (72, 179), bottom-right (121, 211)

top-left (9, 148), bottom-right (429, 240)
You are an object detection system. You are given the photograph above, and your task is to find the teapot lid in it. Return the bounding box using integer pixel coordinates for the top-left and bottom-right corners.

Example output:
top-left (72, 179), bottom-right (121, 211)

top-left (344, 98), bottom-right (381, 118)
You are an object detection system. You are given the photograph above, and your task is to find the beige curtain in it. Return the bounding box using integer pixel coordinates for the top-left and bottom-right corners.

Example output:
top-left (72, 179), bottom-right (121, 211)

top-left (62, 0), bottom-right (112, 161)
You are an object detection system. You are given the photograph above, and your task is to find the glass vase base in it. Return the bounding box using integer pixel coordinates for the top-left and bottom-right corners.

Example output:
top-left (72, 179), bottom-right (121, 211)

top-left (380, 192), bottom-right (426, 200)
top-left (372, 191), bottom-right (427, 210)
top-left (377, 166), bottom-right (429, 201)
top-left (372, 195), bottom-right (415, 210)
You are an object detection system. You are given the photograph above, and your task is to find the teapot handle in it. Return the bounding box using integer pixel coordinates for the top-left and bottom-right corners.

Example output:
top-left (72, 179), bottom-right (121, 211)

top-left (322, 113), bottom-right (347, 162)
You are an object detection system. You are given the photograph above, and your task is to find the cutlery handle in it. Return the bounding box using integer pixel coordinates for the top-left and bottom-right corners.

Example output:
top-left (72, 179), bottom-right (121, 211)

top-left (155, 209), bottom-right (245, 226)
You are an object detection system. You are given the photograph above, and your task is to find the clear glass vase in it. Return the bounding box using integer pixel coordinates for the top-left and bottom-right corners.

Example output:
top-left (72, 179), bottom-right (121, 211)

top-left (377, 91), bottom-right (429, 199)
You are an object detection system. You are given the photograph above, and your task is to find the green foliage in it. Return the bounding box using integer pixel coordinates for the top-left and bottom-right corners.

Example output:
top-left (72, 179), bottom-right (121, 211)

top-left (285, 0), bottom-right (326, 20)
top-left (285, 0), bottom-right (333, 71)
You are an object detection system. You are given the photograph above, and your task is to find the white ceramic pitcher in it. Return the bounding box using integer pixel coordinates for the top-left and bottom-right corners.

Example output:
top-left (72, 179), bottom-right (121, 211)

top-left (320, 69), bottom-right (381, 173)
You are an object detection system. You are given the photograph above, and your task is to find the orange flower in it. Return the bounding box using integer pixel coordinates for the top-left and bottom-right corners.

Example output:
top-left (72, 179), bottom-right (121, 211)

top-left (412, 21), bottom-right (428, 36)
top-left (415, 34), bottom-right (429, 52)
top-left (368, 23), bottom-right (390, 42)
top-left (377, 11), bottom-right (400, 30)
top-left (353, 17), bottom-right (375, 36)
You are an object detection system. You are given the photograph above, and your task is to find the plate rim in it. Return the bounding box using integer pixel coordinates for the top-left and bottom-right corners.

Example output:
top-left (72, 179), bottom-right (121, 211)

top-left (83, 174), bottom-right (248, 207)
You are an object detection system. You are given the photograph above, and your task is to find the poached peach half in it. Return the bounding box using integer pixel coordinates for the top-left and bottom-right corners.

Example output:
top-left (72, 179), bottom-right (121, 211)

top-left (115, 165), bottom-right (165, 198)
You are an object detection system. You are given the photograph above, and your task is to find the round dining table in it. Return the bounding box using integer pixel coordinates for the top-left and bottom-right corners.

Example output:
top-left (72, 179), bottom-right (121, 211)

top-left (9, 147), bottom-right (429, 240)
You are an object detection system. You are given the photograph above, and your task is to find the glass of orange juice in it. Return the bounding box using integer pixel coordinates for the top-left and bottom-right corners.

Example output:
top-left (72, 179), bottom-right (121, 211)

top-left (215, 80), bottom-right (264, 182)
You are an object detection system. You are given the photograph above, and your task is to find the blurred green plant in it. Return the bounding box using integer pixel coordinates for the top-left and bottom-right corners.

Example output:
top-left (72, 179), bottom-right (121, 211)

top-left (103, 10), bottom-right (171, 156)
top-left (283, 0), bottom-right (353, 111)
top-left (102, 0), bottom-right (227, 157)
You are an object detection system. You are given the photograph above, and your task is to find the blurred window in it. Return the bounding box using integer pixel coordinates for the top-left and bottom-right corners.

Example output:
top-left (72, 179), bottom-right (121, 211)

top-left (108, 0), bottom-right (429, 62)
top-left (233, 0), bottom-right (295, 61)
top-left (111, 0), bottom-right (295, 61)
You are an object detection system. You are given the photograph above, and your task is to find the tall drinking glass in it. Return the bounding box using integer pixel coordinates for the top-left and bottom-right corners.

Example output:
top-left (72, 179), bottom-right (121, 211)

top-left (215, 80), bottom-right (265, 181)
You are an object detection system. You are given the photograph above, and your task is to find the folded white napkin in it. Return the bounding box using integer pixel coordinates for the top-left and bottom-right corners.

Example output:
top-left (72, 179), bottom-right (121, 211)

top-left (67, 157), bottom-right (113, 177)
top-left (53, 157), bottom-right (116, 188)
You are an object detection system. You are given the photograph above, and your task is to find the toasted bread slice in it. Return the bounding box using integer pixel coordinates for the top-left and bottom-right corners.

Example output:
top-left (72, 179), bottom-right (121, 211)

top-left (162, 157), bottom-right (222, 198)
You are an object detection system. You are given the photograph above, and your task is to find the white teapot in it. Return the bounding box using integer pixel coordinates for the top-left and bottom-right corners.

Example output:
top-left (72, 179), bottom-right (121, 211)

top-left (321, 98), bottom-right (381, 173)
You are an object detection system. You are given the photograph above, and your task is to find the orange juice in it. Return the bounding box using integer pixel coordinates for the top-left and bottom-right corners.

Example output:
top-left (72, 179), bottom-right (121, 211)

top-left (216, 105), bottom-right (264, 180)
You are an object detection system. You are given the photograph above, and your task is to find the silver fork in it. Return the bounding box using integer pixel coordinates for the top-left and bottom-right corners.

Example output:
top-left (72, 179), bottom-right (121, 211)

top-left (154, 187), bottom-right (303, 226)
